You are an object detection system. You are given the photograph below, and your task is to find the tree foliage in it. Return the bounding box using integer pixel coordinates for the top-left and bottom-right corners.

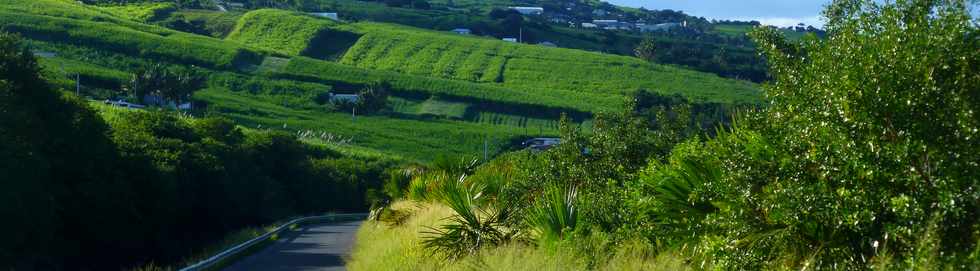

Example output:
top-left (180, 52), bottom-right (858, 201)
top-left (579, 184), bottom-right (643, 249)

top-left (632, 0), bottom-right (980, 268)
top-left (633, 38), bottom-right (656, 62)
top-left (0, 33), bottom-right (393, 270)
top-left (125, 63), bottom-right (204, 106)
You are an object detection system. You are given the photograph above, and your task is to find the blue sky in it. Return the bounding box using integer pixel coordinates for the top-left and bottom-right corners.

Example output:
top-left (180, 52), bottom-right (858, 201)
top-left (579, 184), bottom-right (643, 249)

top-left (606, 0), bottom-right (831, 27)
top-left (607, 0), bottom-right (979, 27)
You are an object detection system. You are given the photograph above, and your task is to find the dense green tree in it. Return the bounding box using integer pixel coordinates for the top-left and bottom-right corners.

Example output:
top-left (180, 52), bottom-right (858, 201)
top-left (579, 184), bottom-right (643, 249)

top-left (633, 38), bottom-right (657, 62)
top-left (631, 0), bottom-right (979, 269)
top-left (125, 64), bottom-right (204, 106)
top-left (0, 32), bottom-right (121, 269)
top-left (0, 31), bottom-right (393, 269)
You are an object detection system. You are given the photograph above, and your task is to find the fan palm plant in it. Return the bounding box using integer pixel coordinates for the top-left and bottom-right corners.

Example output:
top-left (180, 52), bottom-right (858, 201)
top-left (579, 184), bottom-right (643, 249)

top-left (421, 175), bottom-right (515, 260)
top-left (525, 184), bottom-right (579, 244)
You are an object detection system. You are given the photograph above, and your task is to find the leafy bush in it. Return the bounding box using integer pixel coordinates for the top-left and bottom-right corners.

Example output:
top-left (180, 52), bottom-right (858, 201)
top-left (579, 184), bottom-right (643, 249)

top-left (628, 0), bottom-right (980, 269)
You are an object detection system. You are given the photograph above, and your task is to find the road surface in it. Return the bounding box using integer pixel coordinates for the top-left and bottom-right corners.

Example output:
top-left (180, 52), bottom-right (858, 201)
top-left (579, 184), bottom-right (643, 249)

top-left (223, 220), bottom-right (363, 271)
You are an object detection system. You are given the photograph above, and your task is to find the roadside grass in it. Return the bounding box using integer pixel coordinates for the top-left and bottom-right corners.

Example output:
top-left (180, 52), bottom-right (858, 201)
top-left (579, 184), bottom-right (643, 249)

top-left (348, 201), bottom-right (693, 271)
top-left (348, 201), bottom-right (453, 271)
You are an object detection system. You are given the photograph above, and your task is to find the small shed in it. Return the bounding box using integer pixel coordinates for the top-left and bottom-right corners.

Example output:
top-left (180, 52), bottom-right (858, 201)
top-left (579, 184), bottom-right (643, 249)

top-left (502, 37), bottom-right (518, 43)
top-left (451, 28), bottom-right (472, 35)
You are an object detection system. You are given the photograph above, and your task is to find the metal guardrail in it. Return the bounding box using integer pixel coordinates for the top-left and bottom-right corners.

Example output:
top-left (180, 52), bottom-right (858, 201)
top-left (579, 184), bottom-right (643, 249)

top-left (180, 213), bottom-right (368, 271)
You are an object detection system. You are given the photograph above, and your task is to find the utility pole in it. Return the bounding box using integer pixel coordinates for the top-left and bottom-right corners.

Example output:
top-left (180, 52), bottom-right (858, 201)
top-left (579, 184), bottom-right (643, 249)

top-left (352, 106), bottom-right (356, 123)
top-left (519, 27), bottom-right (523, 43)
top-left (483, 136), bottom-right (488, 162)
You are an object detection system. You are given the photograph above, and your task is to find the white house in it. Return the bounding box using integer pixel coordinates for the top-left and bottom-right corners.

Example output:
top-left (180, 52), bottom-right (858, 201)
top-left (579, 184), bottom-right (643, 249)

top-left (451, 28), bottom-right (472, 35)
top-left (312, 12), bottom-right (339, 21)
top-left (509, 7), bottom-right (544, 16)
top-left (637, 23), bottom-right (682, 32)
top-left (537, 41), bottom-right (557, 47)
top-left (593, 20), bottom-right (631, 30)
top-left (226, 2), bottom-right (245, 8)
top-left (502, 37), bottom-right (518, 43)
top-left (581, 22), bottom-right (598, 28)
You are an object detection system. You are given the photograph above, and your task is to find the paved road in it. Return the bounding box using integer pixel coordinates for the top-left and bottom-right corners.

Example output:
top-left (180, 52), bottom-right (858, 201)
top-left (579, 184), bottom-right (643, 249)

top-left (224, 221), bottom-right (363, 271)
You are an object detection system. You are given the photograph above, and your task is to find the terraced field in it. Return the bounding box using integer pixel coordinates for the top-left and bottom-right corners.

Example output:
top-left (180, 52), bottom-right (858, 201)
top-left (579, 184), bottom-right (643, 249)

top-left (0, 0), bottom-right (758, 161)
top-left (227, 9), bottom-right (334, 55)
top-left (336, 22), bottom-right (762, 104)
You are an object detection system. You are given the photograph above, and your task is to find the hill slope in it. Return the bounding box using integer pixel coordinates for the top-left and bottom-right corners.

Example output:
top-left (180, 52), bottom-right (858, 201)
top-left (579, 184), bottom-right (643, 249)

top-left (227, 9), bottom-right (355, 57)
top-left (0, 1), bottom-right (759, 161)
top-left (230, 9), bottom-right (761, 105)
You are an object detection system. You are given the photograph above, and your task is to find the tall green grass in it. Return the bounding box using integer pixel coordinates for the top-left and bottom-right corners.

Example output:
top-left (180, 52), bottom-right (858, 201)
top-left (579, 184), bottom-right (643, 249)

top-left (0, 9), bottom-right (263, 69)
top-left (227, 9), bottom-right (338, 56)
top-left (348, 201), bottom-right (693, 271)
top-left (100, 2), bottom-right (176, 23)
top-left (337, 22), bottom-right (762, 104)
top-left (194, 88), bottom-right (538, 161)
top-left (281, 56), bottom-right (615, 113)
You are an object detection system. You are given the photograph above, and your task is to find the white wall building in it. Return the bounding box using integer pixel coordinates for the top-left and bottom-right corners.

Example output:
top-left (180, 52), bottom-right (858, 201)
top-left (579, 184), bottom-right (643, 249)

top-left (312, 12), bottom-right (339, 21)
top-left (509, 7), bottom-right (544, 16)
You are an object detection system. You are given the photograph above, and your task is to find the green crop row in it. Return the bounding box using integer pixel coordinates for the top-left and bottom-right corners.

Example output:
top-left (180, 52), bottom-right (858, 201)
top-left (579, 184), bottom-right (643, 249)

top-left (0, 12), bottom-right (262, 69)
top-left (226, 9), bottom-right (338, 56)
top-left (280, 57), bottom-right (620, 113)
top-left (100, 2), bottom-right (176, 23)
top-left (195, 88), bottom-right (539, 161)
top-left (336, 22), bottom-right (762, 104)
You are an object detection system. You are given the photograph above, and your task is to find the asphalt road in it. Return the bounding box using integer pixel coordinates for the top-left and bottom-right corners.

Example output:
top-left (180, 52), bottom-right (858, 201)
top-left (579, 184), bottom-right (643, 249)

top-left (223, 220), bottom-right (363, 271)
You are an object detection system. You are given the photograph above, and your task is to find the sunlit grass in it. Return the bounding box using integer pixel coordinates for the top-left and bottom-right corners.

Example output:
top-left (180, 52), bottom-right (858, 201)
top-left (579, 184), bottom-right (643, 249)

top-left (348, 201), bottom-right (694, 271)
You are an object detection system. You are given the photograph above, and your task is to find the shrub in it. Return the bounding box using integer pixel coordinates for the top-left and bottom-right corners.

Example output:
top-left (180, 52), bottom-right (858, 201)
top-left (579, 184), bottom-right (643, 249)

top-left (631, 0), bottom-right (979, 269)
top-left (421, 175), bottom-right (516, 260)
top-left (525, 184), bottom-right (579, 244)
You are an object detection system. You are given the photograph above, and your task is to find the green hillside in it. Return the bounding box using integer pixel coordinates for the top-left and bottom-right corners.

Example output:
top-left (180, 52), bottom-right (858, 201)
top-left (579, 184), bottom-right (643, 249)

top-left (337, 23), bottom-right (762, 104)
top-left (0, 0), bottom-right (758, 161)
top-left (0, 1), bottom-right (264, 69)
top-left (231, 10), bottom-right (760, 105)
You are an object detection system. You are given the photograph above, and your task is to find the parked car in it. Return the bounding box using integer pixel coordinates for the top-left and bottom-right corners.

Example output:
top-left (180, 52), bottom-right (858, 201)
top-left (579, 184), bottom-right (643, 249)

top-left (104, 99), bottom-right (146, 109)
top-left (523, 138), bottom-right (561, 151)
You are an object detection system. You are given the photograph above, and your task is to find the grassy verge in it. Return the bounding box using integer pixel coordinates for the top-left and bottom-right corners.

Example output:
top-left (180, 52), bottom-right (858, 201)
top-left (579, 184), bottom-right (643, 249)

top-left (348, 201), bottom-right (692, 271)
